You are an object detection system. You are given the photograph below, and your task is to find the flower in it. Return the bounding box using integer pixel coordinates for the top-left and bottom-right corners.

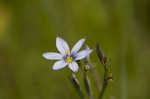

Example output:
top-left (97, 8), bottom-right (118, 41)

top-left (42, 37), bottom-right (93, 72)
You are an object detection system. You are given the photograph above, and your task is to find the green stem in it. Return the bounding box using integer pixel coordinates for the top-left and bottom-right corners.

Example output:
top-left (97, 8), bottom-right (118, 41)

top-left (83, 70), bottom-right (94, 99)
top-left (71, 73), bottom-right (85, 99)
top-left (99, 65), bottom-right (108, 99)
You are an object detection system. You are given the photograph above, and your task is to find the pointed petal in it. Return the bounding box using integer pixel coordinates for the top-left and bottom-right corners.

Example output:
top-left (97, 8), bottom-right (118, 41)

top-left (71, 38), bottom-right (85, 54)
top-left (56, 37), bottom-right (70, 55)
top-left (68, 62), bottom-right (79, 72)
top-left (42, 52), bottom-right (63, 60)
top-left (52, 60), bottom-right (67, 70)
top-left (75, 49), bottom-right (93, 60)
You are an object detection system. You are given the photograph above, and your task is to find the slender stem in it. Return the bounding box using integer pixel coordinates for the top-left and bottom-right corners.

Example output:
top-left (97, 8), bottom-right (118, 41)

top-left (85, 57), bottom-right (101, 92)
top-left (99, 81), bottom-right (107, 99)
top-left (71, 73), bottom-right (85, 99)
top-left (96, 44), bottom-right (112, 99)
top-left (83, 69), bottom-right (94, 99)
top-left (99, 65), bottom-right (108, 99)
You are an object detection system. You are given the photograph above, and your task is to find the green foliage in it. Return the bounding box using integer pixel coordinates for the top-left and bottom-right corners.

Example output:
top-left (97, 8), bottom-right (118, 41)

top-left (0, 0), bottom-right (150, 99)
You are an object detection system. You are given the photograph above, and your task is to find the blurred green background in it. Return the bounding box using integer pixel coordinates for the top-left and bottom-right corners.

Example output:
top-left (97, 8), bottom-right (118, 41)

top-left (0, 0), bottom-right (150, 99)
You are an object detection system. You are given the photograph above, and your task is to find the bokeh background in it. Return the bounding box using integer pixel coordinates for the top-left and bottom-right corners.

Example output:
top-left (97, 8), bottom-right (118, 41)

top-left (0, 0), bottom-right (150, 99)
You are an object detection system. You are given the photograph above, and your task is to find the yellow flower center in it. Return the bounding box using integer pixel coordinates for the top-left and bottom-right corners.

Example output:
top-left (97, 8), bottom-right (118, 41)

top-left (65, 56), bottom-right (73, 62)
top-left (66, 49), bottom-right (70, 54)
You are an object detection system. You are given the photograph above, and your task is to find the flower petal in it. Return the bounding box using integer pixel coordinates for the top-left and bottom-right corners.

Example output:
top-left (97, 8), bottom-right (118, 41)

top-left (52, 60), bottom-right (67, 70)
top-left (71, 38), bottom-right (85, 54)
top-left (42, 52), bottom-right (62, 60)
top-left (75, 49), bottom-right (93, 60)
top-left (56, 37), bottom-right (70, 55)
top-left (68, 62), bottom-right (79, 72)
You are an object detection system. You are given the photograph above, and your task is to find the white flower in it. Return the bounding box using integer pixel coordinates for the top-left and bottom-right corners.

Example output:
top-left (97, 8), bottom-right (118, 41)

top-left (42, 37), bottom-right (93, 72)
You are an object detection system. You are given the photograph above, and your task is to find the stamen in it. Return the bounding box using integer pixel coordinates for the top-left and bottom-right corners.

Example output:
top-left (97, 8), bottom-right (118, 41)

top-left (65, 56), bottom-right (73, 62)
top-left (66, 49), bottom-right (70, 54)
